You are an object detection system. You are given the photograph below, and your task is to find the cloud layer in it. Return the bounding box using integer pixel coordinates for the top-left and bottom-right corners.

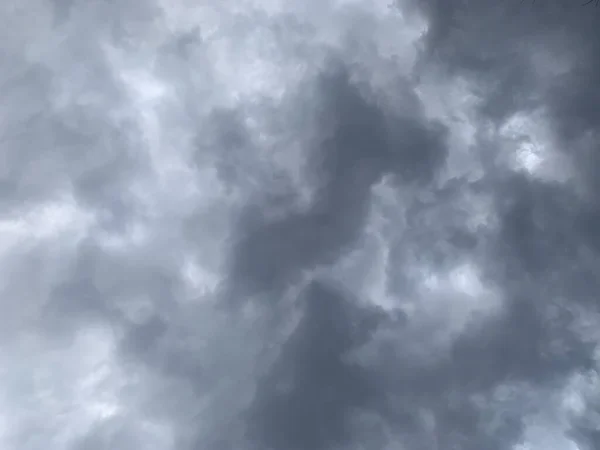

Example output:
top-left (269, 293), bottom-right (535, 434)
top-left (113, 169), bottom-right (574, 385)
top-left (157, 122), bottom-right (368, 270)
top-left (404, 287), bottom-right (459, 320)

top-left (2, 0), bottom-right (600, 449)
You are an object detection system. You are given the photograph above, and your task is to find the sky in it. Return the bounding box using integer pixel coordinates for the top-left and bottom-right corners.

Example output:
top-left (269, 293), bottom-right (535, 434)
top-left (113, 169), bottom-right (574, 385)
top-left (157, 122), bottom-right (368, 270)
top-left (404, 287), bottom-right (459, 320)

top-left (1, 0), bottom-right (600, 449)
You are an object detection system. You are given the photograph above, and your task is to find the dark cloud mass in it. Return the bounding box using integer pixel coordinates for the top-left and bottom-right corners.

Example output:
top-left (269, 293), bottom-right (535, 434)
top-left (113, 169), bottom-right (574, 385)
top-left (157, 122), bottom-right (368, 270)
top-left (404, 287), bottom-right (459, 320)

top-left (2, 0), bottom-right (600, 449)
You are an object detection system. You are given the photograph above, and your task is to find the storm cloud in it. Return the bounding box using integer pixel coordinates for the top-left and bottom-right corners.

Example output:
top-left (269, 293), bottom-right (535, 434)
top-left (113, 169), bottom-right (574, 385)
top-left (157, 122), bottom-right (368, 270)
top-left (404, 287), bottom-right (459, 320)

top-left (1, 0), bottom-right (600, 449)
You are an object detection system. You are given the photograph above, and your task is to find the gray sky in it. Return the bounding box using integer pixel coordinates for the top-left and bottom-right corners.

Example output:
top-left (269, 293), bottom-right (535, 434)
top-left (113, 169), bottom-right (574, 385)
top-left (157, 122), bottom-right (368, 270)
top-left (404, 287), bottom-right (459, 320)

top-left (1, 0), bottom-right (600, 449)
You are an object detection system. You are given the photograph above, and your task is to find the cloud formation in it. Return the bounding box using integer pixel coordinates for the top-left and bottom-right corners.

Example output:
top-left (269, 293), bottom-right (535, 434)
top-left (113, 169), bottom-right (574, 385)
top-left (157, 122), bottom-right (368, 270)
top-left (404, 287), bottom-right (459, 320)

top-left (2, 0), bottom-right (600, 449)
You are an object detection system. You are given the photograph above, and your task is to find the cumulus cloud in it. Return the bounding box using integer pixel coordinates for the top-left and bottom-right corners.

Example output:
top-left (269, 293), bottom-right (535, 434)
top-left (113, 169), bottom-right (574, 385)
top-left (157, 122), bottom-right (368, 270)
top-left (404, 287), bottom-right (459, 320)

top-left (2, 0), bottom-right (600, 449)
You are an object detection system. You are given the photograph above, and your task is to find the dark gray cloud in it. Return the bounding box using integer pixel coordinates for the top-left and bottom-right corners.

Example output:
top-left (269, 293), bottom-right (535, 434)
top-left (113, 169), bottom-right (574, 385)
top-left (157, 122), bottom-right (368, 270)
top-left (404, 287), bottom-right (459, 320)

top-left (246, 279), bottom-right (385, 450)
top-left (2, 1), bottom-right (600, 449)
top-left (226, 63), bottom-right (447, 304)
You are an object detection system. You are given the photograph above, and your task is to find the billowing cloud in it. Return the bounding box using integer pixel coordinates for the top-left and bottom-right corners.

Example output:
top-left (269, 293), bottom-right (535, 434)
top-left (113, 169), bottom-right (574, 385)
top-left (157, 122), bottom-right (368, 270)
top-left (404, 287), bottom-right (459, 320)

top-left (2, 0), bottom-right (600, 449)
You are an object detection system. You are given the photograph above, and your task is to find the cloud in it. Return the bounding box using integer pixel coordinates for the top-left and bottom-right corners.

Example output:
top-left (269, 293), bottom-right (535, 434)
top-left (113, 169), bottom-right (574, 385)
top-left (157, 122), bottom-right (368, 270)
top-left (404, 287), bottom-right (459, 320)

top-left (224, 62), bottom-right (447, 304)
top-left (2, 0), bottom-right (600, 449)
top-left (246, 279), bottom-right (385, 450)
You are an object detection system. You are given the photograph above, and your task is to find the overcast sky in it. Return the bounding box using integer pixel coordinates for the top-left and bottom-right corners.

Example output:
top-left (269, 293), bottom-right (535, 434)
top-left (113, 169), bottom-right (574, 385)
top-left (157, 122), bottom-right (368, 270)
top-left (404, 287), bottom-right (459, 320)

top-left (1, 0), bottom-right (600, 449)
